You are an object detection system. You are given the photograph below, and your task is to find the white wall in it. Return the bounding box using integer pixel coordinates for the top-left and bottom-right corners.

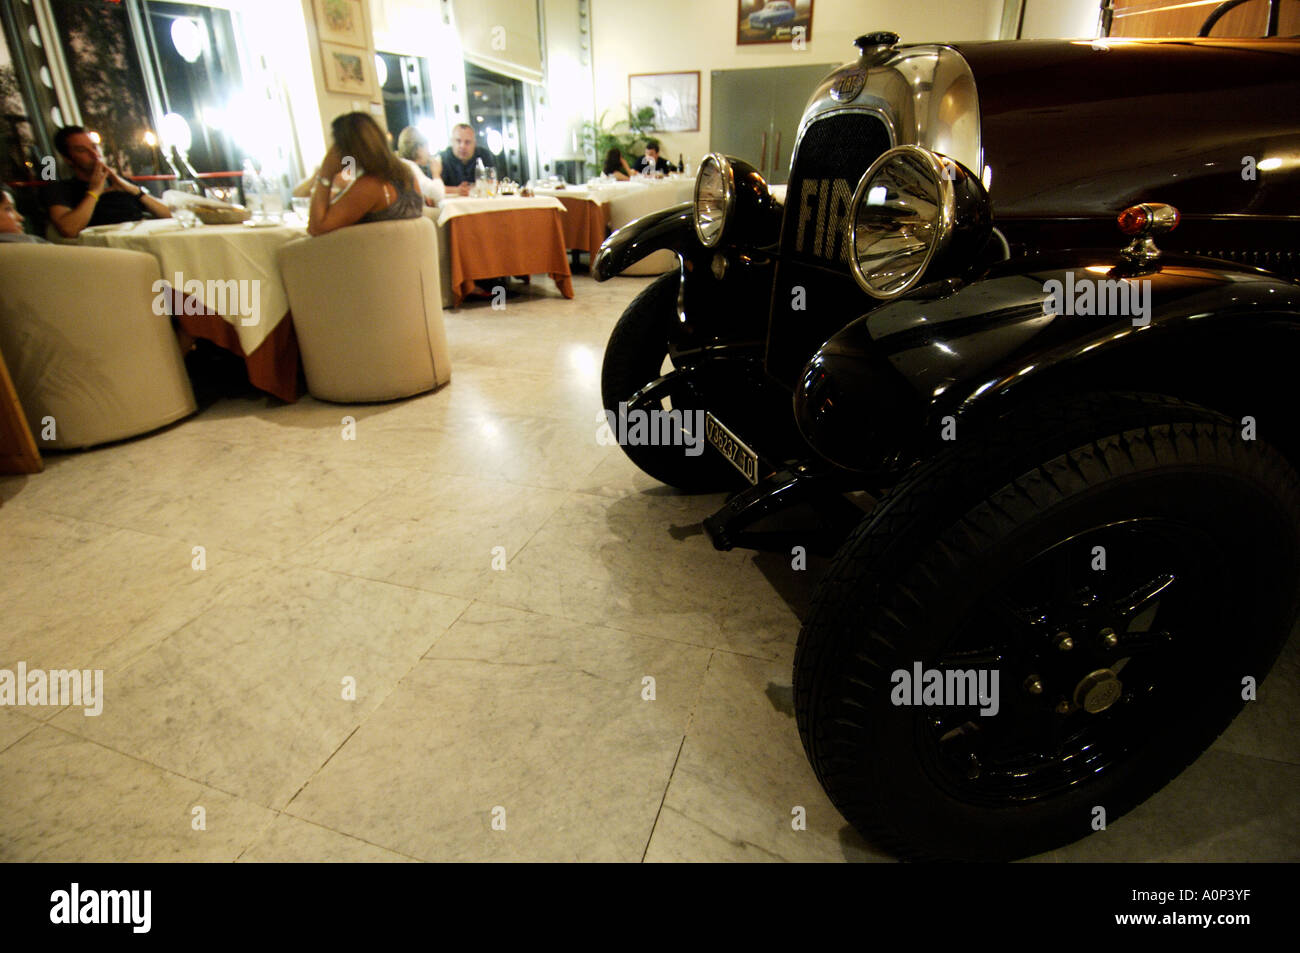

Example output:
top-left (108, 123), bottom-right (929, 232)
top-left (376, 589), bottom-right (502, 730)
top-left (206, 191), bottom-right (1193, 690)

top-left (370, 0), bottom-right (467, 151)
top-left (538, 0), bottom-right (594, 165)
top-left (1020, 0), bottom-right (1102, 38)
top-left (588, 0), bottom-right (1005, 165)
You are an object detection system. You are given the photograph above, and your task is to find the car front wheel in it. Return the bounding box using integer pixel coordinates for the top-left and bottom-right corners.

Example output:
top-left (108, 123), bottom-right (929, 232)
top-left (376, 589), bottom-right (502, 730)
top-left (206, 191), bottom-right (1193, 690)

top-left (600, 272), bottom-right (746, 492)
top-left (793, 392), bottom-right (1300, 861)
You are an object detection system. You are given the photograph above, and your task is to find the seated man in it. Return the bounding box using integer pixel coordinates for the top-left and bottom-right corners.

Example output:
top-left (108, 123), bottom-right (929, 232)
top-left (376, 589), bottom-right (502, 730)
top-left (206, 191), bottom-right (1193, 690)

top-left (43, 126), bottom-right (171, 238)
top-left (0, 188), bottom-right (46, 243)
top-left (438, 123), bottom-right (496, 196)
top-left (632, 139), bottom-right (676, 176)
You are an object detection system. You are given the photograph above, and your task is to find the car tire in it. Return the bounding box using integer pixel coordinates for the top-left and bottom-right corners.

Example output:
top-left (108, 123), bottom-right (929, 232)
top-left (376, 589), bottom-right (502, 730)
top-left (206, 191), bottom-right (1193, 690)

top-left (793, 391), bottom-right (1300, 861)
top-left (601, 272), bottom-right (746, 492)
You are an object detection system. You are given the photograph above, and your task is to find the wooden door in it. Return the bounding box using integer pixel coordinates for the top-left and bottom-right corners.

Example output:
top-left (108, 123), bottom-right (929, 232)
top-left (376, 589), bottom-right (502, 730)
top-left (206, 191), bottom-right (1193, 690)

top-left (0, 345), bottom-right (42, 477)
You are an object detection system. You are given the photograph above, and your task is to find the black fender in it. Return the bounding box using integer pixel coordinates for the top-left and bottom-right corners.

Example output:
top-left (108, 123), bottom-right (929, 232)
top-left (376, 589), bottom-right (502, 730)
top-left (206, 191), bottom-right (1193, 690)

top-left (592, 203), bottom-right (695, 281)
top-left (595, 202), bottom-right (783, 365)
top-left (795, 251), bottom-right (1300, 476)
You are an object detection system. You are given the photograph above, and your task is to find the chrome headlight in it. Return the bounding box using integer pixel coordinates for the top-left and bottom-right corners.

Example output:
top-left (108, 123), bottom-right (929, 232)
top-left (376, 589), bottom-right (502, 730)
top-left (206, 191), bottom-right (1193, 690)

top-left (694, 153), bottom-right (735, 247)
top-left (848, 146), bottom-right (990, 299)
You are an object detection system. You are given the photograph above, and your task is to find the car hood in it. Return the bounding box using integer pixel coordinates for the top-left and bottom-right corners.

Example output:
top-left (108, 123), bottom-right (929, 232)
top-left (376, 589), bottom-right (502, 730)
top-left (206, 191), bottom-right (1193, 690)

top-left (949, 38), bottom-right (1300, 221)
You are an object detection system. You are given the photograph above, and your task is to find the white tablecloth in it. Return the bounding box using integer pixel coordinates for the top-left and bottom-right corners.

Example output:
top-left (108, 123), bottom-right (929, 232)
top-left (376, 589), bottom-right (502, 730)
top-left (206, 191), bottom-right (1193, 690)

top-left (534, 178), bottom-right (695, 275)
top-left (78, 218), bottom-right (305, 354)
top-left (435, 195), bottom-right (566, 224)
top-left (536, 178), bottom-right (695, 229)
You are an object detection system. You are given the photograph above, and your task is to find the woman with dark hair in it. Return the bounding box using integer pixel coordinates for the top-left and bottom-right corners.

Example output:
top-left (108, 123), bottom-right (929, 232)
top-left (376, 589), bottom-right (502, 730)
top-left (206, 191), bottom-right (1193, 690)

top-left (308, 113), bottom-right (423, 236)
top-left (602, 147), bottom-right (631, 181)
top-left (0, 187), bottom-right (45, 243)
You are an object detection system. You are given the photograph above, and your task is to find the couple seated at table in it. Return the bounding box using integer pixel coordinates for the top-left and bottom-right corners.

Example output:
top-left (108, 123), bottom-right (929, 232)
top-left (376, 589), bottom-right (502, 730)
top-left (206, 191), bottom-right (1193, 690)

top-left (39, 126), bottom-right (173, 240)
top-left (599, 141), bottom-right (675, 183)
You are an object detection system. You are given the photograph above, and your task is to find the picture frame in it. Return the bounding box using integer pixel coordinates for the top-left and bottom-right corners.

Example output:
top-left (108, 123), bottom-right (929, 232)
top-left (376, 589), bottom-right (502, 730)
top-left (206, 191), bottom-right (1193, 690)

top-left (313, 0), bottom-right (368, 49)
top-left (320, 41), bottom-right (377, 98)
top-left (628, 71), bottom-right (701, 133)
top-left (737, 0), bottom-right (814, 46)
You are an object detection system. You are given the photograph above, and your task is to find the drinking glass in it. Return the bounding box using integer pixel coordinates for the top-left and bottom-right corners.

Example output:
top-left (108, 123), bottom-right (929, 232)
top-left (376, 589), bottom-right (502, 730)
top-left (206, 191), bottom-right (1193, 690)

top-left (262, 179), bottom-right (285, 220)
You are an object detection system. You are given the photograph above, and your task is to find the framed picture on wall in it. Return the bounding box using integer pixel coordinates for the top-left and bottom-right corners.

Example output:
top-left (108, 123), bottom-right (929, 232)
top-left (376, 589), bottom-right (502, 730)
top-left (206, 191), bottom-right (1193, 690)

top-left (314, 0), bottom-right (368, 49)
top-left (320, 41), bottom-right (377, 97)
top-left (737, 0), bottom-right (814, 46)
top-left (628, 71), bottom-right (701, 133)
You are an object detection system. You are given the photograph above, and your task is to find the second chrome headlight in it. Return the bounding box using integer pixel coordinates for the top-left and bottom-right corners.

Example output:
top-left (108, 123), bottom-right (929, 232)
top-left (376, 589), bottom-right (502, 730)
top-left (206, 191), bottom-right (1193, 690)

top-left (849, 146), bottom-right (989, 299)
top-left (694, 153), bottom-right (734, 247)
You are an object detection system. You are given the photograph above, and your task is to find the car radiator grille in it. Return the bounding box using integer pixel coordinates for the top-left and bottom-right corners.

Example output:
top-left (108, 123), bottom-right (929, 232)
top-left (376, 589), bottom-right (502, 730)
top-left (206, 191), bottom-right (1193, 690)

top-left (767, 112), bottom-right (892, 387)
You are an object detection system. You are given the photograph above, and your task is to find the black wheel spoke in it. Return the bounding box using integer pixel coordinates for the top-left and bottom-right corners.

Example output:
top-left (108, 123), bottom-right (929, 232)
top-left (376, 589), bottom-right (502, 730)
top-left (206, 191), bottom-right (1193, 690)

top-left (919, 517), bottom-right (1229, 805)
top-left (1114, 570), bottom-right (1176, 623)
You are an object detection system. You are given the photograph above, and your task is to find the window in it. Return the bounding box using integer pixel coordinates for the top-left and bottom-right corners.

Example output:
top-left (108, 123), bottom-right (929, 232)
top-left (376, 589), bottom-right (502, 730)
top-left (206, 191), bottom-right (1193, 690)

top-left (377, 50), bottom-right (435, 149)
top-left (465, 61), bottom-right (529, 183)
top-left (48, 0), bottom-right (155, 173)
top-left (0, 0), bottom-right (60, 180)
top-left (140, 2), bottom-right (244, 173)
top-left (5, 0), bottom-right (295, 182)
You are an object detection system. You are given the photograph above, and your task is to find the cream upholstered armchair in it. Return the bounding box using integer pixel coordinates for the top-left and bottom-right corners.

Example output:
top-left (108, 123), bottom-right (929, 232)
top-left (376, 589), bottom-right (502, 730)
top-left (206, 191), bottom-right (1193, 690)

top-left (0, 244), bottom-right (196, 449)
top-left (277, 216), bottom-right (452, 402)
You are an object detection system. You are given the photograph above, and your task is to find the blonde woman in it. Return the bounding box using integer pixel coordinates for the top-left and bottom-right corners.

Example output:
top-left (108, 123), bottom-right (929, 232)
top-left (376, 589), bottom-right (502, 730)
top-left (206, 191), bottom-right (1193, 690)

top-left (308, 113), bottom-right (423, 236)
top-left (396, 126), bottom-right (446, 206)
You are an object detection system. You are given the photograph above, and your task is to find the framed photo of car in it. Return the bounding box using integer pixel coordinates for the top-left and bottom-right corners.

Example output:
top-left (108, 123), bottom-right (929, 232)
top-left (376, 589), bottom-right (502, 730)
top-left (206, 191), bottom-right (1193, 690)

top-left (738, 0), bottom-right (813, 46)
top-left (628, 71), bottom-right (701, 133)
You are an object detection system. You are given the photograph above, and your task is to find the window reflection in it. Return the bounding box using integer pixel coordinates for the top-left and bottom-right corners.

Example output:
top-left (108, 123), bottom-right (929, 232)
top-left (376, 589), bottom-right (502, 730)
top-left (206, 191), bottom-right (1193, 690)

top-left (143, 1), bottom-right (243, 173)
top-left (48, 0), bottom-right (154, 173)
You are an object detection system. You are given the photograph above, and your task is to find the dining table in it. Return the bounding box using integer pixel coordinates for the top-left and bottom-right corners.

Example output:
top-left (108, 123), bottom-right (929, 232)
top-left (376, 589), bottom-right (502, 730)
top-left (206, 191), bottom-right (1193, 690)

top-left (534, 177), bottom-right (697, 274)
top-left (427, 195), bottom-right (573, 308)
top-left (78, 217), bottom-right (306, 401)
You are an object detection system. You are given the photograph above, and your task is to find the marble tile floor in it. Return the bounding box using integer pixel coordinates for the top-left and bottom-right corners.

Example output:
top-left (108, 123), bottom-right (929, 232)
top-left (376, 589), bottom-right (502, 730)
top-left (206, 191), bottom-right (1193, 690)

top-left (1, 273), bottom-right (1296, 863)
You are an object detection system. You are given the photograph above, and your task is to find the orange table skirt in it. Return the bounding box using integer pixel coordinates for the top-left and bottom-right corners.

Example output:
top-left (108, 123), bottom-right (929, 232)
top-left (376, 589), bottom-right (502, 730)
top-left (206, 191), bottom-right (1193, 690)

top-left (167, 287), bottom-right (300, 403)
top-left (555, 195), bottom-right (609, 253)
top-left (446, 207), bottom-right (574, 306)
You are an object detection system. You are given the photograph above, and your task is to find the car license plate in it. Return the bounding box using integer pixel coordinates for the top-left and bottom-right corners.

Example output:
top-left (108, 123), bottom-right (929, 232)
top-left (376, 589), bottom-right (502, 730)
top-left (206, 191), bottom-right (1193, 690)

top-left (705, 413), bottom-right (759, 485)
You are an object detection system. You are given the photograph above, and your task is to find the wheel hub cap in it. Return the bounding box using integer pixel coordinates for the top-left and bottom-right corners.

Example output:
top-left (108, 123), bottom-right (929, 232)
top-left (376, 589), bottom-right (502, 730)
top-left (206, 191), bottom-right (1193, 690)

top-left (1074, 668), bottom-right (1123, 713)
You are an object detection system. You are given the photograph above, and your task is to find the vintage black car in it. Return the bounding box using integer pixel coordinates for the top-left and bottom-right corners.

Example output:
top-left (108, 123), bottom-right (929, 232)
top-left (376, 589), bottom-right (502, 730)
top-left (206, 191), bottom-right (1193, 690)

top-left (594, 15), bottom-right (1300, 860)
